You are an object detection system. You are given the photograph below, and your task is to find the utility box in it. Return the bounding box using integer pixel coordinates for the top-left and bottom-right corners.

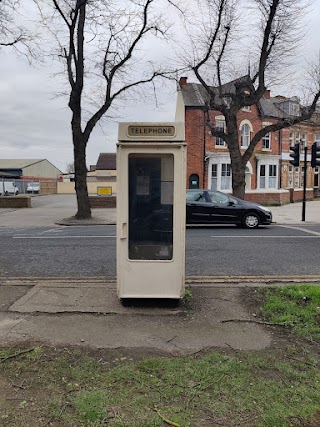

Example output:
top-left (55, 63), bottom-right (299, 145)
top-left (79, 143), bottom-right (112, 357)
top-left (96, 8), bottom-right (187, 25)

top-left (117, 122), bottom-right (186, 299)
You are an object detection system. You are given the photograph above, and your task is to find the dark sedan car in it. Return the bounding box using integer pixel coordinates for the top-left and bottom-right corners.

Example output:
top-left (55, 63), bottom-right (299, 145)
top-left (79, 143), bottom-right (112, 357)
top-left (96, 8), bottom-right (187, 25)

top-left (186, 189), bottom-right (272, 228)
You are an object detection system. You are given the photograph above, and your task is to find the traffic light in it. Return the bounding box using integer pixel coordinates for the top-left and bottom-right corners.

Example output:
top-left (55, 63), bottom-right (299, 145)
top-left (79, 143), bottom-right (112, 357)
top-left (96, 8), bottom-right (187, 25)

top-left (311, 142), bottom-right (320, 168)
top-left (289, 143), bottom-right (300, 167)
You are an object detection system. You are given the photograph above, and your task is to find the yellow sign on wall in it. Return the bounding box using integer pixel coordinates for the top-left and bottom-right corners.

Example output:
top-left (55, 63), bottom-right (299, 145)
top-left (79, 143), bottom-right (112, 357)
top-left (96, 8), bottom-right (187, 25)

top-left (97, 186), bottom-right (112, 196)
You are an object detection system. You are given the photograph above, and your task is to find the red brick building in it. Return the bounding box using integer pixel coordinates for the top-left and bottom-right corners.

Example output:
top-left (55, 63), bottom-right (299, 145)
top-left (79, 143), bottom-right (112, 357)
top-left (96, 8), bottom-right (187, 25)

top-left (175, 77), bottom-right (320, 204)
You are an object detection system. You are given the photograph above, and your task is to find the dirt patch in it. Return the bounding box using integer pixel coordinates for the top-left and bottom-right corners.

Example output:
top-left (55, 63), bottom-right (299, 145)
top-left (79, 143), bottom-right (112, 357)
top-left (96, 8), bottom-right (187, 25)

top-left (239, 286), bottom-right (310, 350)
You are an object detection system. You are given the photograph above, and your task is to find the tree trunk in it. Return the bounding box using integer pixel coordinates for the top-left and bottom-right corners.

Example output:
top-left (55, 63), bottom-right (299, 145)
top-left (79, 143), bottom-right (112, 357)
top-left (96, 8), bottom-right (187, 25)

top-left (230, 154), bottom-right (246, 200)
top-left (225, 114), bottom-right (246, 200)
top-left (73, 129), bottom-right (92, 219)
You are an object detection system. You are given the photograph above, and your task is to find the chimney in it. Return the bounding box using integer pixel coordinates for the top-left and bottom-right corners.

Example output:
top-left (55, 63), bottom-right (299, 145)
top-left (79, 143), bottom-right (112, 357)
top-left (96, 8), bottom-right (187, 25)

top-left (264, 89), bottom-right (270, 99)
top-left (179, 77), bottom-right (187, 86)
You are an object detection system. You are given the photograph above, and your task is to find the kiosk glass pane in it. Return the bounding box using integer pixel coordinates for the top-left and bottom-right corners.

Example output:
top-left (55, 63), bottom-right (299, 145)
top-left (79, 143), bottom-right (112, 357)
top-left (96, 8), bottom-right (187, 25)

top-left (128, 154), bottom-right (174, 260)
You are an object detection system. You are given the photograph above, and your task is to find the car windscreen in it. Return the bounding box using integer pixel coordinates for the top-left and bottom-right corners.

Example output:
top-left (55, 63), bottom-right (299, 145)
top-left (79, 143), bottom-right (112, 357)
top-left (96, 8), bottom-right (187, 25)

top-left (207, 191), bottom-right (230, 204)
top-left (186, 191), bottom-right (205, 202)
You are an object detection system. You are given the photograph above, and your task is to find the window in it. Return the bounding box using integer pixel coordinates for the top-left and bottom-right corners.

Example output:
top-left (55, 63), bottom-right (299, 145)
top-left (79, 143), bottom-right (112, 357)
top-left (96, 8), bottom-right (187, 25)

top-left (260, 165), bottom-right (266, 189)
top-left (221, 164), bottom-right (231, 190)
top-left (269, 165), bottom-right (277, 188)
top-left (208, 191), bottom-right (229, 204)
top-left (211, 164), bottom-right (218, 190)
top-left (259, 164), bottom-right (278, 189)
top-left (241, 124), bottom-right (250, 147)
top-left (301, 133), bottom-right (307, 147)
top-left (295, 132), bottom-right (300, 145)
top-left (289, 103), bottom-right (300, 116)
top-left (314, 166), bottom-right (319, 188)
top-left (289, 131), bottom-right (294, 147)
top-left (262, 133), bottom-right (271, 149)
top-left (315, 134), bottom-right (320, 145)
top-left (215, 120), bottom-right (225, 146)
top-left (294, 167), bottom-right (300, 188)
top-left (186, 191), bottom-right (206, 202)
top-left (210, 162), bottom-right (232, 191)
top-left (128, 154), bottom-right (173, 261)
top-left (288, 165), bottom-right (293, 188)
top-left (242, 91), bottom-right (251, 111)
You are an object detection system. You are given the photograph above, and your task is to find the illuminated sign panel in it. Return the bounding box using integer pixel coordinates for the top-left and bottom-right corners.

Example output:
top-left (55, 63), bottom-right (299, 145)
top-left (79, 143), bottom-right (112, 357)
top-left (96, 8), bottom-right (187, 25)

top-left (128, 126), bottom-right (175, 137)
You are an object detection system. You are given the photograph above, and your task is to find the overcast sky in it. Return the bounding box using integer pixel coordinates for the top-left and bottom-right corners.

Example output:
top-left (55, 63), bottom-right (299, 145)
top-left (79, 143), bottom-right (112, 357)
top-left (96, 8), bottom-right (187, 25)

top-left (0, 0), bottom-right (320, 173)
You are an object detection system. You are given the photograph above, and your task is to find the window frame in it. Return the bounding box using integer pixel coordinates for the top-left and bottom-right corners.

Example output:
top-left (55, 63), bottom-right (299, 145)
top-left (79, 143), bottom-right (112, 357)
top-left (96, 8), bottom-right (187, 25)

top-left (241, 123), bottom-right (251, 147)
top-left (210, 162), bottom-right (232, 192)
top-left (215, 119), bottom-right (226, 147)
top-left (258, 163), bottom-right (278, 189)
top-left (262, 133), bottom-right (271, 150)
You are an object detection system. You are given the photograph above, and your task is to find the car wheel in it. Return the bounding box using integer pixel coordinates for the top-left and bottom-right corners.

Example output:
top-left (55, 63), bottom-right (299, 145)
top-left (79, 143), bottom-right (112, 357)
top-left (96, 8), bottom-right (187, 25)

top-left (243, 212), bottom-right (260, 229)
top-left (4, 191), bottom-right (8, 196)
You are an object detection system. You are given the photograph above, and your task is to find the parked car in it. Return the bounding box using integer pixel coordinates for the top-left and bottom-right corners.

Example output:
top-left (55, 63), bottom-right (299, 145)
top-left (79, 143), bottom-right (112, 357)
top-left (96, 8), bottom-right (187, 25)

top-left (0, 181), bottom-right (19, 196)
top-left (186, 189), bottom-right (272, 228)
top-left (27, 182), bottom-right (40, 194)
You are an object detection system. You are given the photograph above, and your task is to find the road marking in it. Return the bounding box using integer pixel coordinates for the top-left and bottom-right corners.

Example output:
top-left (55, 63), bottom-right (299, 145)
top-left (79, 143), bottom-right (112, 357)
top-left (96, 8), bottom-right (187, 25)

top-left (13, 235), bottom-right (116, 239)
top-left (209, 235), bottom-right (320, 238)
top-left (277, 225), bottom-right (320, 236)
top-left (39, 228), bottom-right (65, 234)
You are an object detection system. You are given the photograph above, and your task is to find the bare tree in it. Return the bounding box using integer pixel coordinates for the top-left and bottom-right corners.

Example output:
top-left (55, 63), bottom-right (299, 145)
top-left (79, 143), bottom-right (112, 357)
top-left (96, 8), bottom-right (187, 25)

top-left (66, 161), bottom-right (75, 174)
top-left (184, 0), bottom-right (320, 199)
top-left (0, 0), bottom-right (36, 56)
top-left (36, 0), bottom-right (171, 219)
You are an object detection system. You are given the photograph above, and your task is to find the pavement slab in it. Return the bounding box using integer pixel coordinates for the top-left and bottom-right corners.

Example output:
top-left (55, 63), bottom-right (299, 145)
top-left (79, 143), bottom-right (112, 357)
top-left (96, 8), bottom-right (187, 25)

top-left (0, 281), bottom-right (272, 353)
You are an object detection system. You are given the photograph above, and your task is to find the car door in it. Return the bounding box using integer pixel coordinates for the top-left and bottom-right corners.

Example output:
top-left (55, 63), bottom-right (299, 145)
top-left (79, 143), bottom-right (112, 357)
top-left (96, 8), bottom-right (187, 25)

top-left (186, 190), bottom-right (211, 223)
top-left (207, 191), bottom-right (243, 223)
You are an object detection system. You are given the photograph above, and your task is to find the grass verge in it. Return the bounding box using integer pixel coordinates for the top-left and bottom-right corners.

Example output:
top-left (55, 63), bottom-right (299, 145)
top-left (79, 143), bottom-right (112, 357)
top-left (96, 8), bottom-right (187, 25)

top-left (0, 345), bottom-right (319, 426)
top-left (0, 285), bottom-right (319, 427)
top-left (259, 285), bottom-right (320, 342)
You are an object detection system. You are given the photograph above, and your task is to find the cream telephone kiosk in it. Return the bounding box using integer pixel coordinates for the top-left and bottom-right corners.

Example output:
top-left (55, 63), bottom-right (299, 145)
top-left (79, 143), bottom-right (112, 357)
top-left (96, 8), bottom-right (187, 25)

top-left (117, 123), bottom-right (186, 300)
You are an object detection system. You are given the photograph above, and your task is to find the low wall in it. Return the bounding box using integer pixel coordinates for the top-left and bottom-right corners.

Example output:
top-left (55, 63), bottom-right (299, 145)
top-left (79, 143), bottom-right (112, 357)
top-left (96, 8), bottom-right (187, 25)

top-left (57, 181), bottom-right (117, 195)
top-left (244, 190), bottom-right (290, 206)
top-left (0, 196), bottom-right (31, 208)
top-left (89, 196), bottom-right (116, 208)
top-left (290, 188), bottom-right (314, 203)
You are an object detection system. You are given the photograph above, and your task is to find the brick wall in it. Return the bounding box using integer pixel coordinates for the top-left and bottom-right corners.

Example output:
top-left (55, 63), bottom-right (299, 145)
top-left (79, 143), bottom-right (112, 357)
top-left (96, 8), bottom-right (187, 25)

top-left (291, 189), bottom-right (314, 203)
top-left (0, 196), bottom-right (31, 208)
top-left (89, 196), bottom-right (116, 208)
top-left (244, 191), bottom-right (290, 206)
top-left (185, 109), bottom-right (206, 188)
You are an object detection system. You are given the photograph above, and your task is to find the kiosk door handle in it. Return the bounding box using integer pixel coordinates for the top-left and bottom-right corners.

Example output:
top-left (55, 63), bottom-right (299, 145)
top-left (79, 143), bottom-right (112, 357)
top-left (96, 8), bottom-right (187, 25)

top-left (120, 222), bottom-right (127, 240)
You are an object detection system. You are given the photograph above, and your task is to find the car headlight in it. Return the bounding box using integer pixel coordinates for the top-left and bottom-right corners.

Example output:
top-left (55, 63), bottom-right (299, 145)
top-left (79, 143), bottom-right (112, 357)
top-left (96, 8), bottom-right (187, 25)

top-left (258, 205), bottom-right (271, 213)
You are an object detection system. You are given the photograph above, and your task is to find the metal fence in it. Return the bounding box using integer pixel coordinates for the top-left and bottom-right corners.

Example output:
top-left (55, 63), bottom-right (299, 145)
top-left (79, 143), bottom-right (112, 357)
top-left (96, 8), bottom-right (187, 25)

top-left (0, 178), bottom-right (40, 196)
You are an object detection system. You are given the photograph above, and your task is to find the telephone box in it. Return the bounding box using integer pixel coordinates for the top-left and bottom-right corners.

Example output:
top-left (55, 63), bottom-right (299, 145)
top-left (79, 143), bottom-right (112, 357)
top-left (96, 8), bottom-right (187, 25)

top-left (117, 122), bottom-right (186, 299)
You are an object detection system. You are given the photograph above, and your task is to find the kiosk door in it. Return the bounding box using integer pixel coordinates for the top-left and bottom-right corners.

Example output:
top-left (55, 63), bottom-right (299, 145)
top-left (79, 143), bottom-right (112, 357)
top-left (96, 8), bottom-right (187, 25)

top-left (117, 146), bottom-right (186, 299)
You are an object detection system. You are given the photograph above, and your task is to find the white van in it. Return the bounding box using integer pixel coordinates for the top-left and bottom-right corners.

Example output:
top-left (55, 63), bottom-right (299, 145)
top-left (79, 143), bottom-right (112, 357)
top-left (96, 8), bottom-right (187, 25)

top-left (0, 181), bottom-right (19, 196)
